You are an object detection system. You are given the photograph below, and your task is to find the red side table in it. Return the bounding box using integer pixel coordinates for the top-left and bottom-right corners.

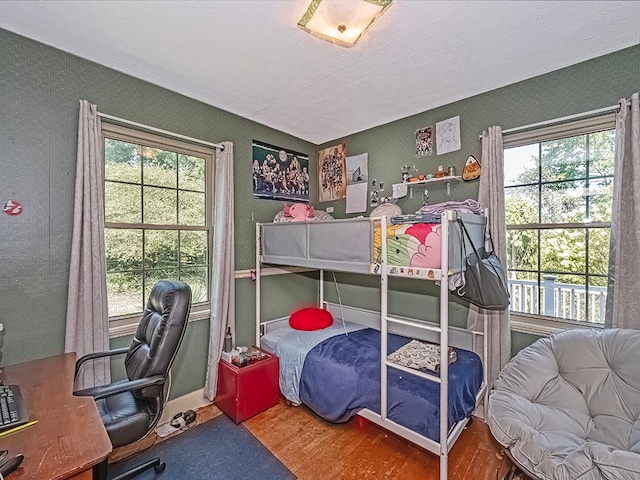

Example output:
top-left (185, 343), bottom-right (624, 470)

top-left (214, 347), bottom-right (280, 423)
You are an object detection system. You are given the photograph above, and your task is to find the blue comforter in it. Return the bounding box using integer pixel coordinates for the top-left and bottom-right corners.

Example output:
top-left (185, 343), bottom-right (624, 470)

top-left (299, 328), bottom-right (483, 442)
top-left (274, 321), bottom-right (366, 404)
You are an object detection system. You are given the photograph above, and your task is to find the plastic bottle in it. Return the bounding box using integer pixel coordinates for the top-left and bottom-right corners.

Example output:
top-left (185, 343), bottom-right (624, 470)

top-left (224, 327), bottom-right (232, 352)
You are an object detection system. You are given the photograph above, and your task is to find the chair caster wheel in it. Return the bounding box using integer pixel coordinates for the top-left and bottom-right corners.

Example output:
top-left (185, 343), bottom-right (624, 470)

top-left (154, 463), bottom-right (166, 474)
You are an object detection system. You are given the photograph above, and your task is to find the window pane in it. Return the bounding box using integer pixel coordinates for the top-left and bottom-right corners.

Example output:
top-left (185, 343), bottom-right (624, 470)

top-left (588, 229), bottom-right (610, 275)
top-left (541, 135), bottom-right (586, 182)
top-left (179, 154), bottom-right (206, 192)
top-left (104, 127), bottom-right (213, 322)
top-left (508, 271), bottom-right (538, 316)
top-left (505, 186), bottom-right (538, 225)
top-left (107, 271), bottom-right (143, 317)
top-left (588, 130), bottom-right (615, 177)
top-left (504, 129), bottom-right (613, 324)
top-left (142, 146), bottom-right (177, 188)
top-left (541, 229), bottom-right (585, 274)
top-left (143, 186), bottom-right (177, 224)
top-left (105, 182), bottom-right (141, 223)
top-left (180, 231), bottom-right (208, 266)
top-left (144, 230), bottom-right (179, 269)
top-left (181, 267), bottom-right (209, 304)
top-left (179, 191), bottom-right (205, 226)
top-left (105, 229), bottom-right (142, 271)
top-left (105, 139), bottom-right (141, 183)
top-left (504, 144), bottom-right (538, 186)
top-left (144, 268), bottom-right (179, 302)
top-left (507, 230), bottom-right (538, 271)
top-left (541, 180), bottom-right (585, 223)
top-left (587, 178), bottom-right (613, 222)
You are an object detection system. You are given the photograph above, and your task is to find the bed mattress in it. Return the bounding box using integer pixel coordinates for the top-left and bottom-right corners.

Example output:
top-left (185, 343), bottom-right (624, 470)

top-left (264, 326), bottom-right (482, 442)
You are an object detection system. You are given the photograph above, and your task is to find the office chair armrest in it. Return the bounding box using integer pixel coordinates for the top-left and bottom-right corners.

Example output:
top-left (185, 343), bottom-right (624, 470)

top-left (74, 347), bottom-right (130, 379)
top-left (74, 375), bottom-right (165, 400)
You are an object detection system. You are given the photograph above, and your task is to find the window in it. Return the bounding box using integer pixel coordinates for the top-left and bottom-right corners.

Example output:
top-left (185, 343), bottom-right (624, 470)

top-left (102, 124), bottom-right (213, 326)
top-left (504, 118), bottom-right (615, 325)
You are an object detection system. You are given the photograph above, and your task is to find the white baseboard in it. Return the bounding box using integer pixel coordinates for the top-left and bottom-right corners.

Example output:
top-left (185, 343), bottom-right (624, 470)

top-left (158, 388), bottom-right (212, 425)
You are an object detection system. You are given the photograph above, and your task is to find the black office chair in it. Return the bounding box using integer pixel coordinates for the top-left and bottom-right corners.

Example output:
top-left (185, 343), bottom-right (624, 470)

top-left (74, 279), bottom-right (192, 480)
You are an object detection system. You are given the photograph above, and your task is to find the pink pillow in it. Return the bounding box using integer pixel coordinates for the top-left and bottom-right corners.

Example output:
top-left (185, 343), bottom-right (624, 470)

top-left (289, 307), bottom-right (333, 331)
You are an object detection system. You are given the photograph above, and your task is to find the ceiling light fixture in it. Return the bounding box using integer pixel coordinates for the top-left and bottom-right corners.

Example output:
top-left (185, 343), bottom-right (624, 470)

top-left (298, 0), bottom-right (393, 48)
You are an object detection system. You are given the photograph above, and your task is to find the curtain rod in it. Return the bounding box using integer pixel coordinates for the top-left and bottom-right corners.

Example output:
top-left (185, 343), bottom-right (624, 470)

top-left (97, 112), bottom-right (225, 151)
top-left (477, 103), bottom-right (620, 141)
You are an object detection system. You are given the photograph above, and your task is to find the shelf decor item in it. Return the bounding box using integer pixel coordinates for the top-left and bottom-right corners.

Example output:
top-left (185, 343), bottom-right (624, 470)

top-left (462, 155), bottom-right (481, 181)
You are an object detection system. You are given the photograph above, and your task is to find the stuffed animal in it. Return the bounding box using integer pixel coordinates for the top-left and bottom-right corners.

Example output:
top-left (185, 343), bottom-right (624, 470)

top-left (283, 203), bottom-right (315, 221)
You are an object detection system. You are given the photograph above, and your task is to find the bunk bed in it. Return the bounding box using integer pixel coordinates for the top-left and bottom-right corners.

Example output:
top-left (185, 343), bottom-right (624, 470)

top-left (255, 212), bottom-right (489, 480)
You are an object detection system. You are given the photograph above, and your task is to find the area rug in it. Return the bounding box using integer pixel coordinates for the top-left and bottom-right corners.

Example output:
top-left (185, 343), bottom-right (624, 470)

top-left (108, 414), bottom-right (296, 479)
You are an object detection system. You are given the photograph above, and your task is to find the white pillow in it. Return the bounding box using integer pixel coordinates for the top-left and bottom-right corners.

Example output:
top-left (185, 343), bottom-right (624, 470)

top-left (370, 203), bottom-right (402, 218)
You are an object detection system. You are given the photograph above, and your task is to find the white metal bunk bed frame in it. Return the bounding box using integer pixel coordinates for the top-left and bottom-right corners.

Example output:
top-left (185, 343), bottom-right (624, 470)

top-left (255, 211), bottom-right (489, 480)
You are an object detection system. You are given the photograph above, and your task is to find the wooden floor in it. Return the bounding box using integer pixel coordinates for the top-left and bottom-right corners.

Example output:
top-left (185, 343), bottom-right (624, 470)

top-left (244, 398), bottom-right (515, 480)
top-left (112, 399), bottom-right (516, 480)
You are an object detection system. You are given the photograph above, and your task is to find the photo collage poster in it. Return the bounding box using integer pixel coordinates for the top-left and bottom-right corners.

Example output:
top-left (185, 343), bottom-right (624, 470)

top-left (252, 140), bottom-right (310, 203)
top-left (318, 143), bottom-right (347, 203)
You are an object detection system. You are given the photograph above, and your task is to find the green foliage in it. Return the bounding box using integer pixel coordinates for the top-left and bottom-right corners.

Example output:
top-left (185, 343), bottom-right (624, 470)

top-left (505, 131), bottom-right (614, 318)
top-left (104, 138), bottom-right (209, 315)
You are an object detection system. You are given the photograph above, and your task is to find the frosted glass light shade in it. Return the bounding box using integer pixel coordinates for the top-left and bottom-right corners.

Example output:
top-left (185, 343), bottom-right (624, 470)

top-left (298, 0), bottom-right (393, 48)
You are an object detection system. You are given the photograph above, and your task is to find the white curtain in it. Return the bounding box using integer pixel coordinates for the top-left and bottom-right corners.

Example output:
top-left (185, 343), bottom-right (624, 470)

top-left (606, 93), bottom-right (640, 329)
top-left (65, 100), bottom-right (110, 388)
top-left (467, 126), bottom-right (511, 388)
top-left (204, 141), bottom-right (235, 401)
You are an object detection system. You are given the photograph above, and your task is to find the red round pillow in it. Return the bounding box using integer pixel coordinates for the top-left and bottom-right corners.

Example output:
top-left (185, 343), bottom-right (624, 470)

top-left (289, 307), bottom-right (333, 331)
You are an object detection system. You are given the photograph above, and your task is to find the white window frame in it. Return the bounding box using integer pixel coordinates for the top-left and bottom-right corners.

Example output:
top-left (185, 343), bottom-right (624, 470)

top-left (504, 113), bottom-right (616, 336)
top-left (102, 123), bottom-right (214, 337)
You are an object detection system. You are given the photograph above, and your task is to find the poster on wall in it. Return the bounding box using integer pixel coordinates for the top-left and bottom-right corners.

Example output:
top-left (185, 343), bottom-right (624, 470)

top-left (318, 143), bottom-right (347, 203)
top-left (252, 140), bottom-right (309, 203)
top-left (436, 116), bottom-right (461, 155)
top-left (345, 153), bottom-right (368, 214)
top-left (415, 126), bottom-right (433, 158)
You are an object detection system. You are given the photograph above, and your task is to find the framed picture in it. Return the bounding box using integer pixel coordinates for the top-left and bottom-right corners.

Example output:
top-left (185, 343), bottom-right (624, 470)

top-left (415, 126), bottom-right (433, 157)
top-left (318, 143), bottom-right (347, 203)
top-left (436, 116), bottom-right (461, 155)
top-left (252, 140), bottom-right (309, 203)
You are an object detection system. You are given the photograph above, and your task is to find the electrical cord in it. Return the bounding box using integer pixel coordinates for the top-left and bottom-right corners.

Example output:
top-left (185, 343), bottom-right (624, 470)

top-left (331, 271), bottom-right (349, 337)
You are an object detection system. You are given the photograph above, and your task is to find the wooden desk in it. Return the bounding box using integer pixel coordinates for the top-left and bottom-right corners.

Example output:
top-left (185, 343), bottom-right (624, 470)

top-left (0, 353), bottom-right (112, 480)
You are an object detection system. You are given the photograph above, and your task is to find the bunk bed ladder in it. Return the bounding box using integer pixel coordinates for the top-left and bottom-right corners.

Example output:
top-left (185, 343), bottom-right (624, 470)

top-left (380, 212), bottom-right (452, 480)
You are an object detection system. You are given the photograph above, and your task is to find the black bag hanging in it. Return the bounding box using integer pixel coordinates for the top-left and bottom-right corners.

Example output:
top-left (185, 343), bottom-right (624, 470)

top-left (456, 218), bottom-right (510, 311)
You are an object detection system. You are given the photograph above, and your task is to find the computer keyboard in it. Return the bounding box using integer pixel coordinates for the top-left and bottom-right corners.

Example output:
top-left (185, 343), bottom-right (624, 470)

top-left (0, 385), bottom-right (28, 432)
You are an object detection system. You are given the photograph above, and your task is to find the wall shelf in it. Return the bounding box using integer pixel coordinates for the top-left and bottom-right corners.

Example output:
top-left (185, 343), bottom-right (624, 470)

top-left (393, 176), bottom-right (462, 196)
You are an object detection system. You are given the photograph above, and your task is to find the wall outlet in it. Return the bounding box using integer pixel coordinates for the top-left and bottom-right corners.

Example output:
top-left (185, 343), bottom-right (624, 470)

top-left (326, 206), bottom-right (334, 213)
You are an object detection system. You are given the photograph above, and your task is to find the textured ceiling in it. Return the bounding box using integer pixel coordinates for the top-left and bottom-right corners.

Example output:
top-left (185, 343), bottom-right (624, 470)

top-left (1, 1), bottom-right (638, 144)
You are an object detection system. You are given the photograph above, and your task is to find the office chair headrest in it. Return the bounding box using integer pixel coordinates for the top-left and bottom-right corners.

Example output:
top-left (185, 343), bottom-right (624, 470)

top-left (125, 280), bottom-right (192, 398)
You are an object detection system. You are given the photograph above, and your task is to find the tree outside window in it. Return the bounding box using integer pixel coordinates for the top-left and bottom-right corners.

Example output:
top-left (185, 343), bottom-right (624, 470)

top-left (504, 130), bottom-right (614, 323)
top-left (103, 126), bottom-right (212, 321)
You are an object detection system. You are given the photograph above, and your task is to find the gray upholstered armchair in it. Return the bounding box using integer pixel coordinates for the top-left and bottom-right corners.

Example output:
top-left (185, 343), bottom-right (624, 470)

top-left (488, 328), bottom-right (640, 480)
top-left (74, 279), bottom-right (191, 480)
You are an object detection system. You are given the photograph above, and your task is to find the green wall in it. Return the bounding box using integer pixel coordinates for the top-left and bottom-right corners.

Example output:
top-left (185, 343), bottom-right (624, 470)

top-left (0, 29), bottom-right (317, 397)
top-left (1, 26), bottom-right (638, 400)
top-left (320, 44), bottom-right (640, 352)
